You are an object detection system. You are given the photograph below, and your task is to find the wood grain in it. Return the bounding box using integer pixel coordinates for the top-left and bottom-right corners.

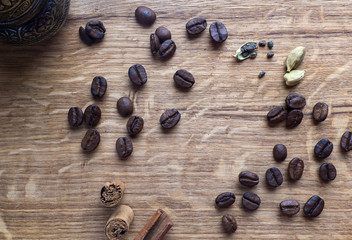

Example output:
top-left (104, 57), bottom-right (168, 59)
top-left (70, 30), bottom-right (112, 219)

top-left (1, 0), bottom-right (352, 239)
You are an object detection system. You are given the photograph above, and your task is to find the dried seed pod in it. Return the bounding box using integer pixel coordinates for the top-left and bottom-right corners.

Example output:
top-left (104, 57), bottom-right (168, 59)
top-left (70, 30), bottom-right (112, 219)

top-left (286, 46), bottom-right (306, 72)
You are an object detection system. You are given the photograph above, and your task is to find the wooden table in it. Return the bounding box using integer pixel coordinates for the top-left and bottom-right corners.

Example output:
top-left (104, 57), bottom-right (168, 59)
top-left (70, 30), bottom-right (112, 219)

top-left (1, 0), bottom-right (352, 239)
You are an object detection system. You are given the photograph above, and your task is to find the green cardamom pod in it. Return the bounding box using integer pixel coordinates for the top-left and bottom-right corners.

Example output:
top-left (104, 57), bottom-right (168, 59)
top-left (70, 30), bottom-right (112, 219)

top-left (286, 46), bottom-right (306, 72)
top-left (284, 70), bottom-right (306, 86)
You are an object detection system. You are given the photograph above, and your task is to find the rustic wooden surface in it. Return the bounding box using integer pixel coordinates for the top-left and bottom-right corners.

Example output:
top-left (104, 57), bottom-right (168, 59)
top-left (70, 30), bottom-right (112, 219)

top-left (1, 0), bottom-right (352, 239)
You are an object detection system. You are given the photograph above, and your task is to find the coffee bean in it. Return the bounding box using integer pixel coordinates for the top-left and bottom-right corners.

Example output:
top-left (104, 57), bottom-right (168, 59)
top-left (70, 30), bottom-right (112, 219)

top-left (313, 102), bottom-right (328, 122)
top-left (273, 144), bottom-right (287, 162)
top-left (126, 116), bottom-right (144, 136)
top-left (222, 215), bottom-right (237, 233)
top-left (319, 163), bottom-right (336, 181)
top-left (267, 106), bottom-right (287, 124)
top-left (265, 167), bottom-right (283, 187)
top-left (160, 109), bottom-right (181, 129)
top-left (186, 17), bottom-right (207, 35)
top-left (242, 192), bottom-right (261, 211)
top-left (135, 6), bottom-right (156, 26)
top-left (303, 195), bottom-right (324, 217)
top-left (128, 64), bottom-right (147, 86)
top-left (280, 200), bottom-right (300, 216)
top-left (84, 105), bottom-right (101, 127)
top-left (117, 97), bottom-right (133, 117)
top-left (86, 20), bottom-right (106, 41)
top-left (91, 76), bottom-right (107, 98)
top-left (215, 192), bottom-right (235, 208)
top-left (150, 33), bottom-right (160, 55)
top-left (259, 40), bottom-right (266, 47)
top-left (286, 93), bottom-right (306, 109)
top-left (267, 41), bottom-right (274, 49)
top-left (173, 69), bottom-right (195, 88)
top-left (288, 158), bottom-right (304, 181)
top-left (239, 171), bottom-right (259, 187)
top-left (209, 22), bottom-right (228, 43)
top-left (155, 26), bottom-right (171, 43)
top-left (116, 137), bottom-right (133, 158)
top-left (286, 109), bottom-right (303, 128)
top-left (79, 26), bottom-right (93, 45)
top-left (258, 71), bottom-right (265, 78)
top-left (68, 107), bottom-right (83, 128)
top-left (314, 139), bottom-right (333, 159)
top-left (159, 39), bottom-right (176, 59)
top-left (340, 131), bottom-right (352, 152)
top-left (81, 129), bottom-right (100, 152)
top-left (267, 51), bottom-right (274, 58)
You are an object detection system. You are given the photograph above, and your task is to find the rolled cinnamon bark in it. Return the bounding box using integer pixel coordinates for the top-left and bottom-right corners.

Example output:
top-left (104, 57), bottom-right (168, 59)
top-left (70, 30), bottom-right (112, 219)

top-left (100, 180), bottom-right (125, 207)
top-left (105, 205), bottom-right (134, 240)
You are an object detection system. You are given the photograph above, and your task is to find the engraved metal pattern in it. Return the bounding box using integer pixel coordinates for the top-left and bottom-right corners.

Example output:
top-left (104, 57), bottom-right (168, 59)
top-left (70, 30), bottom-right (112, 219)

top-left (0, 0), bottom-right (38, 23)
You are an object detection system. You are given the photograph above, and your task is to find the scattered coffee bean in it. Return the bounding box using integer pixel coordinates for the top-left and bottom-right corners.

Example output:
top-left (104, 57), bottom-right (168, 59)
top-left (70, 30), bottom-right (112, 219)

top-left (303, 195), bottom-right (324, 217)
top-left (267, 106), bottom-right (287, 124)
top-left (267, 51), bottom-right (274, 58)
top-left (286, 109), bottom-right (303, 128)
top-left (116, 137), bottom-right (133, 158)
top-left (85, 20), bottom-right (106, 42)
top-left (319, 163), bottom-right (336, 181)
top-left (314, 139), bottom-right (333, 159)
top-left (91, 76), bottom-right (107, 98)
top-left (117, 97), bottom-right (133, 117)
top-left (186, 17), bottom-right (207, 35)
top-left (84, 105), bottom-right (101, 127)
top-left (81, 129), bottom-right (100, 152)
top-left (265, 167), bottom-right (283, 187)
top-left (259, 40), bottom-right (266, 47)
top-left (126, 116), bottom-right (144, 136)
top-left (222, 215), bottom-right (237, 233)
top-left (258, 71), bottom-right (265, 78)
top-left (242, 192), bottom-right (261, 211)
top-left (159, 39), bottom-right (176, 59)
top-left (239, 171), bottom-right (259, 187)
top-left (286, 93), bottom-right (306, 109)
top-left (150, 33), bottom-right (160, 55)
top-left (209, 22), bottom-right (228, 43)
top-left (135, 6), bottom-right (156, 26)
top-left (215, 192), bottom-right (235, 208)
top-left (312, 102), bottom-right (328, 122)
top-left (341, 131), bottom-right (352, 152)
top-left (280, 200), bottom-right (300, 216)
top-left (173, 69), bottom-right (195, 88)
top-left (273, 144), bottom-right (287, 162)
top-left (288, 158), bottom-right (304, 181)
top-left (155, 26), bottom-right (171, 43)
top-left (267, 41), bottom-right (274, 49)
top-left (68, 107), bottom-right (83, 127)
top-left (79, 26), bottom-right (93, 45)
top-left (160, 109), bottom-right (181, 129)
top-left (128, 64), bottom-right (148, 86)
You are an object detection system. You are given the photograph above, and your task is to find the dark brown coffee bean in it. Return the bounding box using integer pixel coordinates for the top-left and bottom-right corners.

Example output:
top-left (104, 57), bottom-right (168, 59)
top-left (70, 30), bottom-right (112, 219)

top-left (259, 40), bottom-right (266, 47)
top-left (265, 167), bottom-right (283, 187)
top-left (239, 171), bottom-right (259, 187)
top-left (242, 192), bottom-right (261, 211)
top-left (267, 41), bottom-right (274, 49)
top-left (155, 26), bottom-right (171, 43)
top-left (273, 144), bottom-right (287, 162)
top-left (267, 51), bottom-right (274, 58)
top-left (84, 105), bottom-right (101, 127)
top-left (313, 102), bottom-right (328, 122)
top-left (314, 139), bottom-right (333, 159)
top-left (126, 116), bottom-right (144, 136)
top-left (280, 200), bottom-right (300, 216)
top-left (86, 20), bottom-right (106, 42)
top-left (288, 158), bottom-right (304, 181)
top-left (81, 129), bottom-right (100, 152)
top-left (79, 26), bottom-right (93, 45)
top-left (128, 64), bottom-right (147, 86)
top-left (91, 76), bottom-right (107, 98)
top-left (258, 71), bottom-right (265, 78)
top-left (340, 131), bottom-right (352, 152)
top-left (150, 33), bottom-right (160, 55)
top-left (209, 22), bottom-right (228, 43)
top-left (267, 106), bottom-right (287, 124)
top-left (215, 192), bottom-right (235, 208)
top-left (174, 69), bottom-right (195, 88)
top-left (160, 109), bottom-right (181, 129)
top-left (116, 137), bottom-right (133, 158)
top-left (159, 39), bottom-right (176, 59)
top-left (68, 107), bottom-right (83, 128)
top-left (286, 93), bottom-right (306, 109)
top-left (135, 6), bottom-right (156, 26)
top-left (222, 215), bottom-right (237, 233)
top-left (286, 109), bottom-right (303, 128)
top-left (117, 97), bottom-right (133, 117)
top-left (186, 17), bottom-right (207, 35)
top-left (319, 163), bottom-right (336, 181)
top-left (303, 195), bottom-right (324, 217)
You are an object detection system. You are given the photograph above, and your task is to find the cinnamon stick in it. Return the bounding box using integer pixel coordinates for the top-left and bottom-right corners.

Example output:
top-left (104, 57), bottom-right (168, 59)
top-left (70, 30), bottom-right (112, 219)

top-left (105, 205), bottom-right (134, 240)
top-left (100, 179), bottom-right (125, 207)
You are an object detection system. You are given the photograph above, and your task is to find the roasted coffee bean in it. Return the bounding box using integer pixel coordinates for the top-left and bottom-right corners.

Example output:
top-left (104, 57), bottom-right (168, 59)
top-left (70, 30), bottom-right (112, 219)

top-left (150, 33), bottom-right (160, 55)
top-left (340, 131), bottom-right (352, 152)
top-left (91, 76), bottom-right (107, 98)
top-left (186, 17), bottom-right (207, 35)
top-left (319, 163), bottom-right (336, 181)
top-left (116, 137), bottom-right (133, 158)
top-left (117, 97), bottom-right (133, 117)
top-left (259, 40), bottom-right (266, 47)
top-left (174, 69), bottom-right (195, 88)
top-left (313, 102), bottom-right (328, 122)
top-left (286, 109), bottom-right (303, 128)
top-left (280, 200), bottom-right (300, 216)
top-left (215, 192), bottom-right (235, 208)
top-left (239, 171), bottom-right (259, 187)
top-left (159, 39), bottom-right (176, 59)
top-left (267, 41), bottom-right (274, 49)
top-left (155, 26), bottom-right (171, 43)
top-left (126, 116), bottom-right (144, 136)
top-left (267, 106), bottom-right (287, 124)
top-left (267, 51), bottom-right (274, 58)
top-left (128, 64), bottom-right (147, 86)
top-left (160, 109), bottom-right (181, 129)
top-left (135, 6), bottom-right (156, 26)
top-left (265, 167), bottom-right (283, 187)
top-left (242, 192), bottom-right (261, 211)
top-left (222, 215), bottom-right (237, 233)
top-left (303, 195), bottom-right (324, 217)
top-left (81, 129), bottom-right (100, 152)
top-left (86, 20), bottom-right (106, 41)
top-left (84, 105), bottom-right (101, 127)
top-left (209, 22), bottom-right (228, 43)
top-left (286, 93), bottom-right (306, 109)
top-left (273, 144), bottom-right (287, 162)
top-left (288, 158), bottom-right (304, 181)
top-left (68, 107), bottom-right (83, 127)
top-left (258, 71), bottom-right (265, 78)
top-left (79, 26), bottom-right (93, 45)
top-left (314, 139), bottom-right (333, 159)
